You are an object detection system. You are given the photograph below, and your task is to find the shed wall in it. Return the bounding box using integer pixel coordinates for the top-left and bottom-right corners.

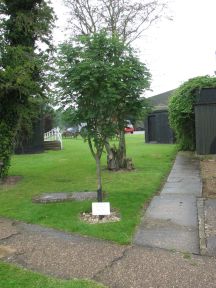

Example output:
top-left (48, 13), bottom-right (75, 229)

top-left (145, 111), bottom-right (174, 144)
top-left (15, 116), bottom-right (44, 154)
top-left (195, 104), bottom-right (216, 155)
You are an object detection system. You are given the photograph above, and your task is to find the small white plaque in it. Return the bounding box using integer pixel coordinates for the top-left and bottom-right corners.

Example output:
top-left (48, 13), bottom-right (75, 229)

top-left (92, 202), bottom-right (111, 216)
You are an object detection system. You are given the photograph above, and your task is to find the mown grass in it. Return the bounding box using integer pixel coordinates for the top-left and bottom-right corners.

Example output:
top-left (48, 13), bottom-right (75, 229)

top-left (0, 135), bottom-right (176, 244)
top-left (0, 261), bottom-right (106, 288)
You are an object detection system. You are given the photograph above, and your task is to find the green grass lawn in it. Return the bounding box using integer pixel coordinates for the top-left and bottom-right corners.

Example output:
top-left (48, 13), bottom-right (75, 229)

top-left (0, 135), bottom-right (176, 244)
top-left (0, 261), bottom-right (106, 288)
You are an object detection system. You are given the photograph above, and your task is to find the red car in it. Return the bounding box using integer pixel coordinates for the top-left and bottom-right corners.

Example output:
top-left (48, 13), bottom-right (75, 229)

top-left (124, 121), bottom-right (134, 134)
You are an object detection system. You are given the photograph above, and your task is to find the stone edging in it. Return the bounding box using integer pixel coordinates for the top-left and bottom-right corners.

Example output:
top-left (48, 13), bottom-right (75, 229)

top-left (197, 198), bottom-right (207, 255)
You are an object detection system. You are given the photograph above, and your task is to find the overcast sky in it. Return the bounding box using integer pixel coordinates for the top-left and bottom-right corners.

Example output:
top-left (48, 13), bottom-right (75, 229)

top-left (51, 0), bottom-right (216, 97)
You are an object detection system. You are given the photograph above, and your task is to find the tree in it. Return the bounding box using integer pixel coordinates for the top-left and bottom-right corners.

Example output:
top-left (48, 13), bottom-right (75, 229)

top-left (63, 0), bottom-right (160, 169)
top-left (64, 0), bottom-right (167, 44)
top-left (0, 0), bottom-right (55, 179)
top-left (56, 32), bottom-right (150, 201)
top-left (168, 75), bottom-right (216, 151)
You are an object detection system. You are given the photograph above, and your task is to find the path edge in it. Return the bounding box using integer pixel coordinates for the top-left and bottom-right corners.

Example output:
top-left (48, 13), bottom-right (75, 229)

top-left (197, 198), bottom-right (207, 255)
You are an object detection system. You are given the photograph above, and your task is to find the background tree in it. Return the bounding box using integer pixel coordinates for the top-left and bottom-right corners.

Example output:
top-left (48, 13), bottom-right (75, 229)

top-left (0, 0), bottom-right (55, 179)
top-left (64, 0), bottom-right (167, 44)
top-left (168, 75), bottom-right (216, 151)
top-left (59, 107), bottom-right (77, 129)
top-left (43, 105), bottom-right (58, 132)
top-left (56, 32), bottom-right (150, 200)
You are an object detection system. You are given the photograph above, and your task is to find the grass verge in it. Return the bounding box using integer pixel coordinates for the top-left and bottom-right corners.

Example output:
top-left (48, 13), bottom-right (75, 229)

top-left (0, 261), bottom-right (105, 288)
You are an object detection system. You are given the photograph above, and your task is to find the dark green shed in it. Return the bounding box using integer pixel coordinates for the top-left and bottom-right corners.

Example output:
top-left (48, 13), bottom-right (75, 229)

top-left (15, 115), bottom-right (44, 154)
top-left (145, 110), bottom-right (174, 144)
top-left (195, 88), bottom-right (216, 155)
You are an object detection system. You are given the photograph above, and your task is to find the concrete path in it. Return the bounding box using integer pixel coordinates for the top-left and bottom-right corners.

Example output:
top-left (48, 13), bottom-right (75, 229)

top-left (1, 218), bottom-right (216, 288)
top-left (134, 152), bottom-right (202, 254)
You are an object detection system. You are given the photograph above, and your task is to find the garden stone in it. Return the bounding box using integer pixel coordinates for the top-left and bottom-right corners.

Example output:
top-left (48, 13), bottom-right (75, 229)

top-left (32, 192), bottom-right (97, 203)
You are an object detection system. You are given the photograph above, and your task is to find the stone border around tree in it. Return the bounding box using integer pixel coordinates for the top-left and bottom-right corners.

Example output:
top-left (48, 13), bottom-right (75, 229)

top-left (80, 211), bottom-right (121, 224)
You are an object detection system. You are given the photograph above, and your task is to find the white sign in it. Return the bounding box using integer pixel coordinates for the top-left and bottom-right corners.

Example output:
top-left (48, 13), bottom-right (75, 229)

top-left (92, 202), bottom-right (111, 216)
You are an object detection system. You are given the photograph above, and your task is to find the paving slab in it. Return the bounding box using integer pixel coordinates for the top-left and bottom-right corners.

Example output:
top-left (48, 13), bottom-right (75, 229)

top-left (143, 195), bottom-right (198, 227)
top-left (172, 153), bottom-right (200, 166)
top-left (163, 154), bottom-right (202, 196)
top-left (162, 180), bottom-right (202, 196)
top-left (166, 175), bottom-right (200, 182)
top-left (134, 226), bottom-right (199, 253)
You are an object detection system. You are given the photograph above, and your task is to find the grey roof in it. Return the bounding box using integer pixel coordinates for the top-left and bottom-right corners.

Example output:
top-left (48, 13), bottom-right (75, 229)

top-left (147, 89), bottom-right (176, 110)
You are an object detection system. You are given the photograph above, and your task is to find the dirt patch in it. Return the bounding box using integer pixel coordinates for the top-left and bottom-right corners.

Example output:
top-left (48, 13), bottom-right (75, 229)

top-left (200, 159), bottom-right (216, 198)
top-left (0, 219), bottom-right (18, 240)
top-left (0, 245), bottom-right (16, 259)
top-left (0, 176), bottom-right (22, 187)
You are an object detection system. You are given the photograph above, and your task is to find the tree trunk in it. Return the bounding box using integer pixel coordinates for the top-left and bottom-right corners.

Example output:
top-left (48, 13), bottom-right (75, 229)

top-left (95, 153), bottom-right (103, 202)
top-left (87, 138), bottom-right (103, 202)
top-left (105, 133), bottom-right (134, 171)
top-left (118, 131), bottom-right (126, 168)
top-left (105, 140), bottom-right (120, 170)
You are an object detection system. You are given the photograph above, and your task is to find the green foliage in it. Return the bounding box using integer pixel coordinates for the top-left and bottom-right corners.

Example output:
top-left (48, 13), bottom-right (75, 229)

top-left (59, 107), bottom-right (77, 128)
top-left (0, 122), bottom-right (14, 177)
top-left (135, 97), bottom-right (153, 122)
top-left (0, 0), bottom-right (55, 47)
top-left (56, 31), bottom-right (150, 155)
top-left (169, 76), bottom-right (216, 150)
top-left (0, 0), bottom-right (55, 179)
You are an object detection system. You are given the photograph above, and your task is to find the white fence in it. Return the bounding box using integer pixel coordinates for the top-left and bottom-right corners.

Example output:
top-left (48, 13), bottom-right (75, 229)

top-left (44, 127), bottom-right (63, 149)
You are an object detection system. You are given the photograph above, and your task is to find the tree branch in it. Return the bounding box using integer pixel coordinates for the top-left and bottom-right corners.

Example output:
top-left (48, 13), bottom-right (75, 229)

top-left (87, 136), bottom-right (96, 159)
top-left (64, 0), bottom-right (168, 43)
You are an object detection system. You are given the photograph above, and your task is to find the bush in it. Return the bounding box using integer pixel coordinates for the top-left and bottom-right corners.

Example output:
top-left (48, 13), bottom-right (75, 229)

top-left (168, 76), bottom-right (216, 151)
top-left (0, 122), bottom-right (15, 179)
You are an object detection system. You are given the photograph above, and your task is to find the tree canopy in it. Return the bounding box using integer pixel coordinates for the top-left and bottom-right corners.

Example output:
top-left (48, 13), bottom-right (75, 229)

top-left (64, 0), bottom-right (167, 44)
